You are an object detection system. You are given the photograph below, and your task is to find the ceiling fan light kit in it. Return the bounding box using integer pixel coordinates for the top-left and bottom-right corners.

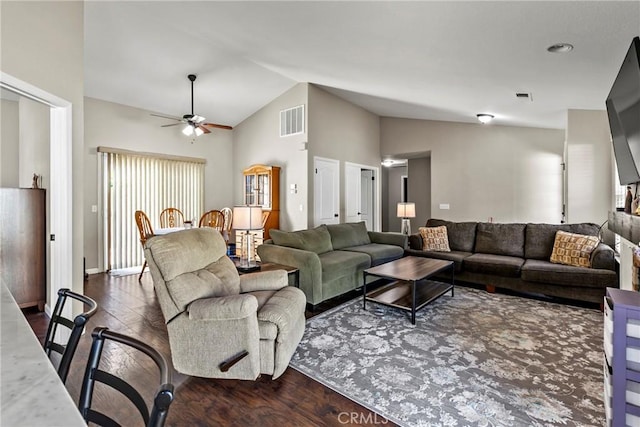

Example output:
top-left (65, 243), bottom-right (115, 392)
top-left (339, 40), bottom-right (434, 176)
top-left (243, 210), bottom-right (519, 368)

top-left (476, 113), bottom-right (494, 124)
top-left (151, 73), bottom-right (233, 138)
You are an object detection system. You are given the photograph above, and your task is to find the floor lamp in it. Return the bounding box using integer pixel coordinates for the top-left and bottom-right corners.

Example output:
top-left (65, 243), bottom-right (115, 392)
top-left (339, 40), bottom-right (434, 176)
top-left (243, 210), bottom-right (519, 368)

top-left (397, 202), bottom-right (416, 235)
top-left (232, 205), bottom-right (263, 272)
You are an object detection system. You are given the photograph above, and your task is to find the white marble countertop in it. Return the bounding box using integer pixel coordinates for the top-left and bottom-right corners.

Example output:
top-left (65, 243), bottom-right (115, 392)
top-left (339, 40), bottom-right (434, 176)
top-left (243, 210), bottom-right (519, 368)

top-left (0, 281), bottom-right (86, 426)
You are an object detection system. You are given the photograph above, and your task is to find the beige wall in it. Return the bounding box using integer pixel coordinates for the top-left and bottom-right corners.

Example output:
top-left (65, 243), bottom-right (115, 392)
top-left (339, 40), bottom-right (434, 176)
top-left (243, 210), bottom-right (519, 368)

top-left (84, 97), bottom-right (234, 271)
top-left (18, 98), bottom-right (50, 188)
top-left (233, 83), bottom-right (308, 231)
top-left (382, 165), bottom-right (407, 232)
top-left (1, 1), bottom-right (85, 301)
top-left (381, 117), bottom-right (565, 223)
top-left (565, 109), bottom-right (613, 225)
top-left (307, 85), bottom-right (381, 226)
top-left (0, 99), bottom-right (19, 187)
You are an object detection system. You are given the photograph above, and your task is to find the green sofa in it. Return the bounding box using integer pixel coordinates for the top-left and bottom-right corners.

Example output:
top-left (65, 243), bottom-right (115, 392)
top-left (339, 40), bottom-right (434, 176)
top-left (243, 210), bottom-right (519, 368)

top-left (257, 221), bottom-right (407, 307)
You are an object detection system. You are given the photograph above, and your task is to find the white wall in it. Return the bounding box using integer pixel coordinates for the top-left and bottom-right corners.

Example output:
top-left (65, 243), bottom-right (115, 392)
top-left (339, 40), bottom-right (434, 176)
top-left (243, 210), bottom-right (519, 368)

top-left (1, 1), bottom-right (85, 301)
top-left (0, 99), bottom-right (19, 187)
top-left (84, 97), bottom-right (234, 271)
top-left (233, 83), bottom-right (308, 231)
top-left (307, 85), bottom-right (381, 226)
top-left (381, 117), bottom-right (565, 223)
top-left (565, 109), bottom-right (613, 225)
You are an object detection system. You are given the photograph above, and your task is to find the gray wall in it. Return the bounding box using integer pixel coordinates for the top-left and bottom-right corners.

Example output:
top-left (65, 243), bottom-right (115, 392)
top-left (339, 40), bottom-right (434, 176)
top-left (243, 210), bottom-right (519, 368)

top-left (84, 97), bottom-right (235, 271)
top-left (307, 84), bottom-right (380, 227)
top-left (233, 83), bottom-right (308, 231)
top-left (408, 157), bottom-right (431, 228)
top-left (0, 99), bottom-right (19, 187)
top-left (381, 117), bottom-right (565, 223)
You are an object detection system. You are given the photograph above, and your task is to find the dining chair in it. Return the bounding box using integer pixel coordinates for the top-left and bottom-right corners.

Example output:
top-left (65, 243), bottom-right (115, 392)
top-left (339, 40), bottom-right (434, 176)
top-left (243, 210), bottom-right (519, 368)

top-left (43, 288), bottom-right (98, 384)
top-left (220, 207), bottom-right (233, 243)
top-left (78, 327), bottom-right (174, 427)
top-left (135, 210), bottom-right (155, 281)
top-left (199, 209), bottom-right (225, 230)
top-left (159, 208), bottom-right (184, 228)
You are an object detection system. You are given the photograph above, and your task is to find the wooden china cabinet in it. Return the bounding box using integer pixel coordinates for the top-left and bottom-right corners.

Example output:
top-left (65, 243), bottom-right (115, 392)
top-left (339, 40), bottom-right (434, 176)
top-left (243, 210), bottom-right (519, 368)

top-left (236, 165), bottom-right (280, 257)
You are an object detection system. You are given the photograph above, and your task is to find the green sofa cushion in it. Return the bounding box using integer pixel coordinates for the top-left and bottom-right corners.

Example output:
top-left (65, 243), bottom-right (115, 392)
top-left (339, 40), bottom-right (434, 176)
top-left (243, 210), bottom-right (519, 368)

top-left (270, 225), bottom-right (333, 254)
top-left (326, 222), bottom-right (371, 250)
top-left (342, 244), bottom-right (404, 266)
top-left (318, 250), bottom-right (371, 283)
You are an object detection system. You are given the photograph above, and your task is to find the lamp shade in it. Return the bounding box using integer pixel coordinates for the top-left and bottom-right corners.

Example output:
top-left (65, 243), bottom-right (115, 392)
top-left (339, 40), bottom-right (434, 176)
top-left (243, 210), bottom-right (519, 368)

top-left (397, 202), bottom-right (416, 218)
top-left (232, 206), bottom-right (263, 230)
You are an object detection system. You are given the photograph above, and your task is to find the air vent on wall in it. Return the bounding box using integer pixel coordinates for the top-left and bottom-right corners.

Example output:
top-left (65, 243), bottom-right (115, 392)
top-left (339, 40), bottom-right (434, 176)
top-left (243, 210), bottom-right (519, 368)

top-left (280, 105), bottom-right (305, 137)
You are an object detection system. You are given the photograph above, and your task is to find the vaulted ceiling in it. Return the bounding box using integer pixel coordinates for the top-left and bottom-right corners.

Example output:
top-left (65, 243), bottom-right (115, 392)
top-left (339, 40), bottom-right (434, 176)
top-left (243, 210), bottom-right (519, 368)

top-left (84, 1), bottom-right (640, 130)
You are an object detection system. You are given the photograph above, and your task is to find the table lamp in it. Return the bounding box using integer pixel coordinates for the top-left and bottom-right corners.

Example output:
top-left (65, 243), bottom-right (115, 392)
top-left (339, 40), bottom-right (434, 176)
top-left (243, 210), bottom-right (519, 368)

top-left (397, 202), bottom-right (416, 235)
top-left (232, 205), bottom-right (263, 271)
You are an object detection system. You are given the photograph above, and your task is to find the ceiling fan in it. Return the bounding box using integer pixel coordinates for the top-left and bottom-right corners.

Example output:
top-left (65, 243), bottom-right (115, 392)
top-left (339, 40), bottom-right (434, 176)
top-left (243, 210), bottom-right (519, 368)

top-left (151, 74), bottom-right (232, 137)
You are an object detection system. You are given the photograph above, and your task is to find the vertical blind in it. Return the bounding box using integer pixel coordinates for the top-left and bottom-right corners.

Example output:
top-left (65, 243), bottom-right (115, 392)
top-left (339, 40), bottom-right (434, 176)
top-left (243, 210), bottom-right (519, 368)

top-left (100, 148), bottom-right (205, 270)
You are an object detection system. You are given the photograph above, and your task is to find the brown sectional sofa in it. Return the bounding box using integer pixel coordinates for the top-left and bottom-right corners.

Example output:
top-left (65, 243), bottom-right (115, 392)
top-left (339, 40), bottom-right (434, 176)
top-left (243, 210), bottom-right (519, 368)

top-left (406, 219), bottom-right (619, 304)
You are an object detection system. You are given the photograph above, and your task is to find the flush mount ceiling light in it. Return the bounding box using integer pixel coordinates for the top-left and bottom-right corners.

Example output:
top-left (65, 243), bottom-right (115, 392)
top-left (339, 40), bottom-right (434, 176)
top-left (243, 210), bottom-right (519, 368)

top-left (547, 43), bottom-right (574, 53)
top-left (381, 159), bottom-right (395, 167)
top-left (476, 114), bottom-right (494, 124)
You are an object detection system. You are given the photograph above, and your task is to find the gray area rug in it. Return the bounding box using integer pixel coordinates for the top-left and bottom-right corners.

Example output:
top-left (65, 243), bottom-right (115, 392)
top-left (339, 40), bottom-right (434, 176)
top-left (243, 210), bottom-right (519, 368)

top-left (290, 285), bottom-right (604, 426)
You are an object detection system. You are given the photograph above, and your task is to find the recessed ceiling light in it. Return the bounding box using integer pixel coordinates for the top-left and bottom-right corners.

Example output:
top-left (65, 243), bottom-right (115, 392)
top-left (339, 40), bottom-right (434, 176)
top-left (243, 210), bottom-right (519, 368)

top-left (547, 43), bottom-right (574, 53)
top-left (476, 114), bottom-right (494, 124)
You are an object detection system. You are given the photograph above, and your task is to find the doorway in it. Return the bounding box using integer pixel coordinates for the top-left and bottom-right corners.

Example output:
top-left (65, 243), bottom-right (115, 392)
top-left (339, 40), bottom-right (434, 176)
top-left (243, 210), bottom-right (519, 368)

top-left (0, 72), bottom-right (73, 314)
top-left (345, 162), bottom-right (379, 231)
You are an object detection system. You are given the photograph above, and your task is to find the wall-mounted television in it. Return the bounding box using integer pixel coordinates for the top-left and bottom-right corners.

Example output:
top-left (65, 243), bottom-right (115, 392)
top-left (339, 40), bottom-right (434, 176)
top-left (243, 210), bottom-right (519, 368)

top-left (607, 36), bottom-right (640, 185)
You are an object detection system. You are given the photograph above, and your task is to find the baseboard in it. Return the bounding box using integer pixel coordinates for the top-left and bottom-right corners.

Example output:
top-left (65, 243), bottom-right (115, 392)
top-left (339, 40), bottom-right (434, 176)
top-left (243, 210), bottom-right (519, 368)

top-left (86, 268), bottom-right (101, 275)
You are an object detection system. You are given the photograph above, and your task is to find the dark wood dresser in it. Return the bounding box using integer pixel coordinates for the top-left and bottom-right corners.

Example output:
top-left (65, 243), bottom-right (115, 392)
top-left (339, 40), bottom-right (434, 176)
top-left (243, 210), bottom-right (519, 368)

top-left (0, 188), bottom-right (46, 310)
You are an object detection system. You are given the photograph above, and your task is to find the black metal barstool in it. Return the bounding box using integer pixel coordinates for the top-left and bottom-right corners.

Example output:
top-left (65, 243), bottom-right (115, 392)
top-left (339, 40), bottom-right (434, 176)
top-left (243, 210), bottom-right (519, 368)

top-left (43, 287), bottom-right (98, 383)
top-left (78, 327), bottom-right (174, 427)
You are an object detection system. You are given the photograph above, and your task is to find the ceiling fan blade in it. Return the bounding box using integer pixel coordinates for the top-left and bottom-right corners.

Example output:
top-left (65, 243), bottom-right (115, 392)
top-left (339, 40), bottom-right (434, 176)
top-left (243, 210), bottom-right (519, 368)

top-left (150, 113), bottom-right (182, 121)
top-left (203, 122), bottom-right (233, 130)
top-left (161, 122), bottom-right (183, 128)
top-left (197, 125), bottom-right (211, 134)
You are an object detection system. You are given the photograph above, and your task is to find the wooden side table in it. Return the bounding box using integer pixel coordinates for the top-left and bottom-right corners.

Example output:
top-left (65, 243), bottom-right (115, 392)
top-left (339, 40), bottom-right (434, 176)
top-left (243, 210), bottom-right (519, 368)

top-left (231, 258), bottom-right (299, 287)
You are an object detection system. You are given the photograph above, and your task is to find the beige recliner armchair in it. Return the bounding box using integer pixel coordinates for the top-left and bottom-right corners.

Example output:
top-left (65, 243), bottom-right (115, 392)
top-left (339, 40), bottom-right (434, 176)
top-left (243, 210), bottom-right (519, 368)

top-left (144, 227), bottom-right (306, 380)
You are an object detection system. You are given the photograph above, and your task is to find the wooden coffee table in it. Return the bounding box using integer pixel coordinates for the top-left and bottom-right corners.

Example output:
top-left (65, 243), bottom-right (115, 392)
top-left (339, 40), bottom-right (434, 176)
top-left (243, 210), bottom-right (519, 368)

top-left (363, 256), bottom-right (454, 324)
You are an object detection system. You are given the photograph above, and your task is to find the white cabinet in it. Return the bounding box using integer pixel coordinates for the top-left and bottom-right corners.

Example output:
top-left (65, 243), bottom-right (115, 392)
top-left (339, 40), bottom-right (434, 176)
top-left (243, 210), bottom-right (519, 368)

top-left (604, 288), bottom-right (640, 426)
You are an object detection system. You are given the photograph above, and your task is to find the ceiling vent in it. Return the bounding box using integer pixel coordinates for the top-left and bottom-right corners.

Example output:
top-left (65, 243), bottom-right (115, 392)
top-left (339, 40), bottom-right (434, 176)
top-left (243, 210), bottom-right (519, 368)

top-left (280, 105), bottom-right (305, 137)
top-left (516, 92), bottom-right (533, 101)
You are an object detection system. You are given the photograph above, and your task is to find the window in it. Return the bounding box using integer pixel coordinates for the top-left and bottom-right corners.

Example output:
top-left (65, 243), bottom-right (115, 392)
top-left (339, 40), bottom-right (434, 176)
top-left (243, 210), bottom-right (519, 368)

top-left (99, 148), bottom-right (205, 271)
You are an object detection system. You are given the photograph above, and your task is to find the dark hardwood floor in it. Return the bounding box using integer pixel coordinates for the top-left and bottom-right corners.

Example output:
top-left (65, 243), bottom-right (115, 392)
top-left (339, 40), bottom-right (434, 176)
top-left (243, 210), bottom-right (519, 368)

top-left (24, 272), bottom-right (398, 427)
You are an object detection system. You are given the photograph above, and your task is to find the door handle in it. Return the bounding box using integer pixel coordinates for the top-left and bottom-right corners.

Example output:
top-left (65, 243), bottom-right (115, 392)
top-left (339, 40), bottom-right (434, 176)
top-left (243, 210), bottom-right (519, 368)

top-left (334, 214), bottom-right (339, 218)
top-left (357, 212), bottom-right (361, 215)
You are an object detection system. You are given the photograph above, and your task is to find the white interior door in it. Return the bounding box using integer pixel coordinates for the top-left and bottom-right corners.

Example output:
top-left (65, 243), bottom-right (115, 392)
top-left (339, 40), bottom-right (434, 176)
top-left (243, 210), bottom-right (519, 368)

top-left (345, 163), bottom-right (361, 224)
top-left (314, 157), bottom-right (340, 226)
top-left (360, 169), bottom-right (374, 230)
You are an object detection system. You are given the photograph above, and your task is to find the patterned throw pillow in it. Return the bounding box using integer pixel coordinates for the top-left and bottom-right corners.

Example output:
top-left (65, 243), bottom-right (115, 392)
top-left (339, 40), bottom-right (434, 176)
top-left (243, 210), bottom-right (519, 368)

top-left (419, 226), bottom-right (451, 252)
top-left (549, 230), bottom-right (599, 268)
